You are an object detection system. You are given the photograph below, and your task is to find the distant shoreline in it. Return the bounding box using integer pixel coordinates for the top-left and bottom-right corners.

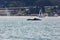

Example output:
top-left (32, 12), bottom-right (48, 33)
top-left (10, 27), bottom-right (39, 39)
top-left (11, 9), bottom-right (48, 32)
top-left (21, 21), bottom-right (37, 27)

top-left (0, 16), bottom-right (38, 19)
top-left (0, 16), bottom-right (60, 19)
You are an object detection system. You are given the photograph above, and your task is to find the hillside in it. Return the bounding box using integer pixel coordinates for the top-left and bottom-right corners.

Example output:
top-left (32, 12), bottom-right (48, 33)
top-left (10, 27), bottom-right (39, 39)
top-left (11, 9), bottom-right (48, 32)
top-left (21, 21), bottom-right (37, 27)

top-left (0, 0), bottom-right (60, 7)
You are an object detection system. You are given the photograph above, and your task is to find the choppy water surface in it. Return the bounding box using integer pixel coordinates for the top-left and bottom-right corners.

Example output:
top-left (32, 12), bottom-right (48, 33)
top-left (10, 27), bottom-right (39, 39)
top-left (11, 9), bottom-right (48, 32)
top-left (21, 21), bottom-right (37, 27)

top-left (0, 17), bottom-right (60, 40)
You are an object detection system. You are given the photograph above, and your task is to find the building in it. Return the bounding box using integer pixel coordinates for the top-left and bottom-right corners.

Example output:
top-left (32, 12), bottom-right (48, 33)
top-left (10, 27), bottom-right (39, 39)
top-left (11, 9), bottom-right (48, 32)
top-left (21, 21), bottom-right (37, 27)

top-left (0, 8), bottom-right (11, 16)
top-left (44, 6), bottom-right (59, 16)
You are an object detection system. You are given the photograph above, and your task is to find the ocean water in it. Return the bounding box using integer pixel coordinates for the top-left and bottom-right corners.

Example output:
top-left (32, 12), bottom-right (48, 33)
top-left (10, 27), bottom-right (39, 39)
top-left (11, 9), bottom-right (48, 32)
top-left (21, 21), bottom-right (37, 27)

top-left (0, 17), bottom-right (60, 40)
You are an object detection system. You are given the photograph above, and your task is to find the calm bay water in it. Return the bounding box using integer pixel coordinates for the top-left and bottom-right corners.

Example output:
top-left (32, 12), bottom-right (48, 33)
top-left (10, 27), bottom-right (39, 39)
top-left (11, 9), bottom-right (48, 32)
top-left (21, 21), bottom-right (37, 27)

top-left (0, 17), bottom-right (60, 40)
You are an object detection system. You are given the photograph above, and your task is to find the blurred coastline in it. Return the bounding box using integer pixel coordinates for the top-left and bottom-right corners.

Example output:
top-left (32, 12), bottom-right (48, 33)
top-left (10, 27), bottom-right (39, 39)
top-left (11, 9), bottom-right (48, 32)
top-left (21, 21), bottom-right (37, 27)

top-left (0, 16), bottom-right (60, 18)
